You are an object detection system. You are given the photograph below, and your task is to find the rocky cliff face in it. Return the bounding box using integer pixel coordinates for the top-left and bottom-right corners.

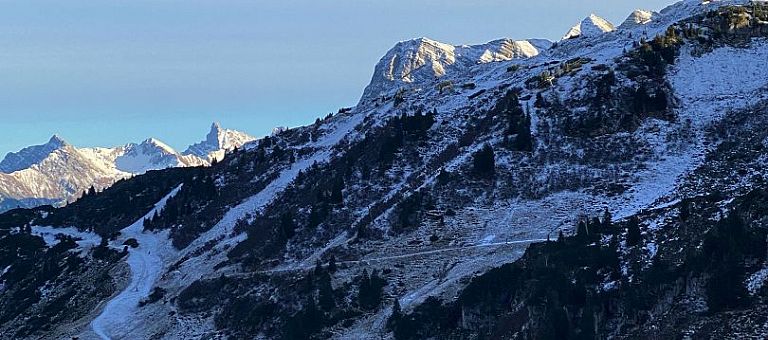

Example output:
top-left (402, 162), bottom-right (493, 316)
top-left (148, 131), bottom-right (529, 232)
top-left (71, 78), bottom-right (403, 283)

top-left (361, 37), bottom-right (551, 100)
top-left (2, 1), bottom-right (768, 339)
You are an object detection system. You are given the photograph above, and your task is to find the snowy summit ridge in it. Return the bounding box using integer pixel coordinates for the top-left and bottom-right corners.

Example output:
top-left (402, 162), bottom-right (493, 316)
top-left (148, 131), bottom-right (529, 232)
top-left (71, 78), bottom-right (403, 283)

top-left (361, 36), bottom-right (551, 100)
top-left (562, 13), bottom-right (616, 40)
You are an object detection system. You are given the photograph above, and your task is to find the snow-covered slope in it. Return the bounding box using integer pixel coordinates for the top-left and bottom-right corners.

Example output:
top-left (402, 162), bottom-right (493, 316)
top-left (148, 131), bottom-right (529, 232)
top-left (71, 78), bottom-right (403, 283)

top-left (90, 185), bottom-right (182, 340)
top-left (4, 0), bottom-right (768, 339)
top-left (620, 9), bottom-right (658, 28)
top-left (361, 37), bottom-right (551, 100)
top-left (0, 123), bottom-right (254, 212)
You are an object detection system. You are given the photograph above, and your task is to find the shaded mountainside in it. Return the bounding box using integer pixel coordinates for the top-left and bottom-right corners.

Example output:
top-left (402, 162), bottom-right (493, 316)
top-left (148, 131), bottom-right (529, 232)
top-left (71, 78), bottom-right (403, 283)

top-left (388, 190), bottom-right (768, 339)
top-left (2, 1), bottom-right (768, 339)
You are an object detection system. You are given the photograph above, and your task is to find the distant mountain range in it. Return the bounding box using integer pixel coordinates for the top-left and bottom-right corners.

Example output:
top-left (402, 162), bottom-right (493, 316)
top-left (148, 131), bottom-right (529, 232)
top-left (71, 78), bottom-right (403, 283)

top-left (0, 123), bottom-right (255, 212)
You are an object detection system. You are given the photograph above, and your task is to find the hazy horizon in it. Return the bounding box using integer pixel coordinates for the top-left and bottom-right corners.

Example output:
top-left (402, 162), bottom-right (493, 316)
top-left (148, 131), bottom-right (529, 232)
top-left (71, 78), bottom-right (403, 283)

top-left (0, 0), bottom-right (675, 156)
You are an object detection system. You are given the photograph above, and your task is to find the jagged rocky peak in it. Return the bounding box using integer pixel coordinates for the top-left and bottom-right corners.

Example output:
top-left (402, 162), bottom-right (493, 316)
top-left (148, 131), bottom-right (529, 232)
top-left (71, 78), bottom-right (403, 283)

top-left (362, 36), bottom-right (549, 99)
top-left (47, 134), bottom-right (68, 148)
top-left (183, 122), bottom-right (256, 160)
top-left (0, 134), bottom-right (72, 173)
top-left (380, 37), bottom-right (457, 83)
top-left (562, 13), bottom-right (616, 40)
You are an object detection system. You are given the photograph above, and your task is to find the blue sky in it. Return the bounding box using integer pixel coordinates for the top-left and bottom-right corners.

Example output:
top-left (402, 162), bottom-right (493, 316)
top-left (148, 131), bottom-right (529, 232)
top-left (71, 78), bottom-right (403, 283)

top-left (0, 0), bottom-right (675, 155)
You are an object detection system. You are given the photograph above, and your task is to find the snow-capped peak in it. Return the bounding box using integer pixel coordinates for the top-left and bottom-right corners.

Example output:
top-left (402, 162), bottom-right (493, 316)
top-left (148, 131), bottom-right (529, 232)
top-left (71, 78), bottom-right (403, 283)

top-left (582, 14), bottom-right (616, 36)
top-left (361, 36), bottom-right (549, 100)
top-left (183, 122), bottom-right (256, 161)
top-left (381, 37), bottom-right (457, 83)
top-left (47, 134), bottom-right (68, 148)
top-left (562, 14), bottom-right (616, 40)
top-left (114, 138), bottom-right (190, 174)
top-left (0, 135), bottom-right (71, 174)
top-left (138, 138), bottom-right (178, 156)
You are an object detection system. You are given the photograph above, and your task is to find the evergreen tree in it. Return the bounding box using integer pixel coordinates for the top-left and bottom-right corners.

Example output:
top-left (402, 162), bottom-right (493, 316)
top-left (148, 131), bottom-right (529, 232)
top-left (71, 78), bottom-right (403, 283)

top-left (330, 177), bottom-right (344, 205)
top-left (317, 270), bottom-right (335, 311)
top-left (328, 255), bottom-right (337, 273)
top-left (577, 306), bottom-right (596, 340)
top-left (577, 220), bottom-right (589, 239)
top-left (679, 201), bottom-right (690, 221)
top-left (589, 216), bottom-right (602, 236)
top-left (307, 205), bottom-right (325, 229)
top-left (358, 269), bottom-right (386, 310)
top-left (369, 270), bottom-right (385, 307)
top-left (513, 112), bottom-right (534, 152)
top-left (602, 207), bottom-right (612, 228)
top-left (707, 256), bottom-right (748, 312)
top-left (379, 129), bottom-right (404, 167)
top-left (472, 144), bottom-right (495, 179)
top-left (493, 90), bottom-right (522, 117)
top-left (359, 269), bottom-right (371, 308)
top-left (278, 212), bottom-right (296, 241)
top-left (551, 306), bottom-right (571, 339)
top-left (387, 298), bottom-right (403, 329)
top-left (626, 216), bottom-right (642, 247)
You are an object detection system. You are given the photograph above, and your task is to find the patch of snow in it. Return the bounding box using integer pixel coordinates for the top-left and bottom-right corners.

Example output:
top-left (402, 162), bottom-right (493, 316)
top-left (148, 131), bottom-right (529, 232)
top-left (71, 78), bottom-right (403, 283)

top-left (620, 9), bottom-right (657, 28)
top-left (601, 280), bottom-right (619, 292)
top-left (88, 185), bottom-right (182, 340)
top-left (31, 226), bottom-right (102, 250)
top-left (747, 266), bottom-right (768, 295)
top-left (670, 40), bottom-right (768, 129)
top-left (646, 242), bottom-right (658, 259)
top-left (479, 234), bottom-right (496, 244)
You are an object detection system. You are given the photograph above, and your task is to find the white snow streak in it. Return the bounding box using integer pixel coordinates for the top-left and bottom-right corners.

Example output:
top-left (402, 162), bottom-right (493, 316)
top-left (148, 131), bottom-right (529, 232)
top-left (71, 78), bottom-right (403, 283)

top-left (89, 185), bottom-right (182, 340)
